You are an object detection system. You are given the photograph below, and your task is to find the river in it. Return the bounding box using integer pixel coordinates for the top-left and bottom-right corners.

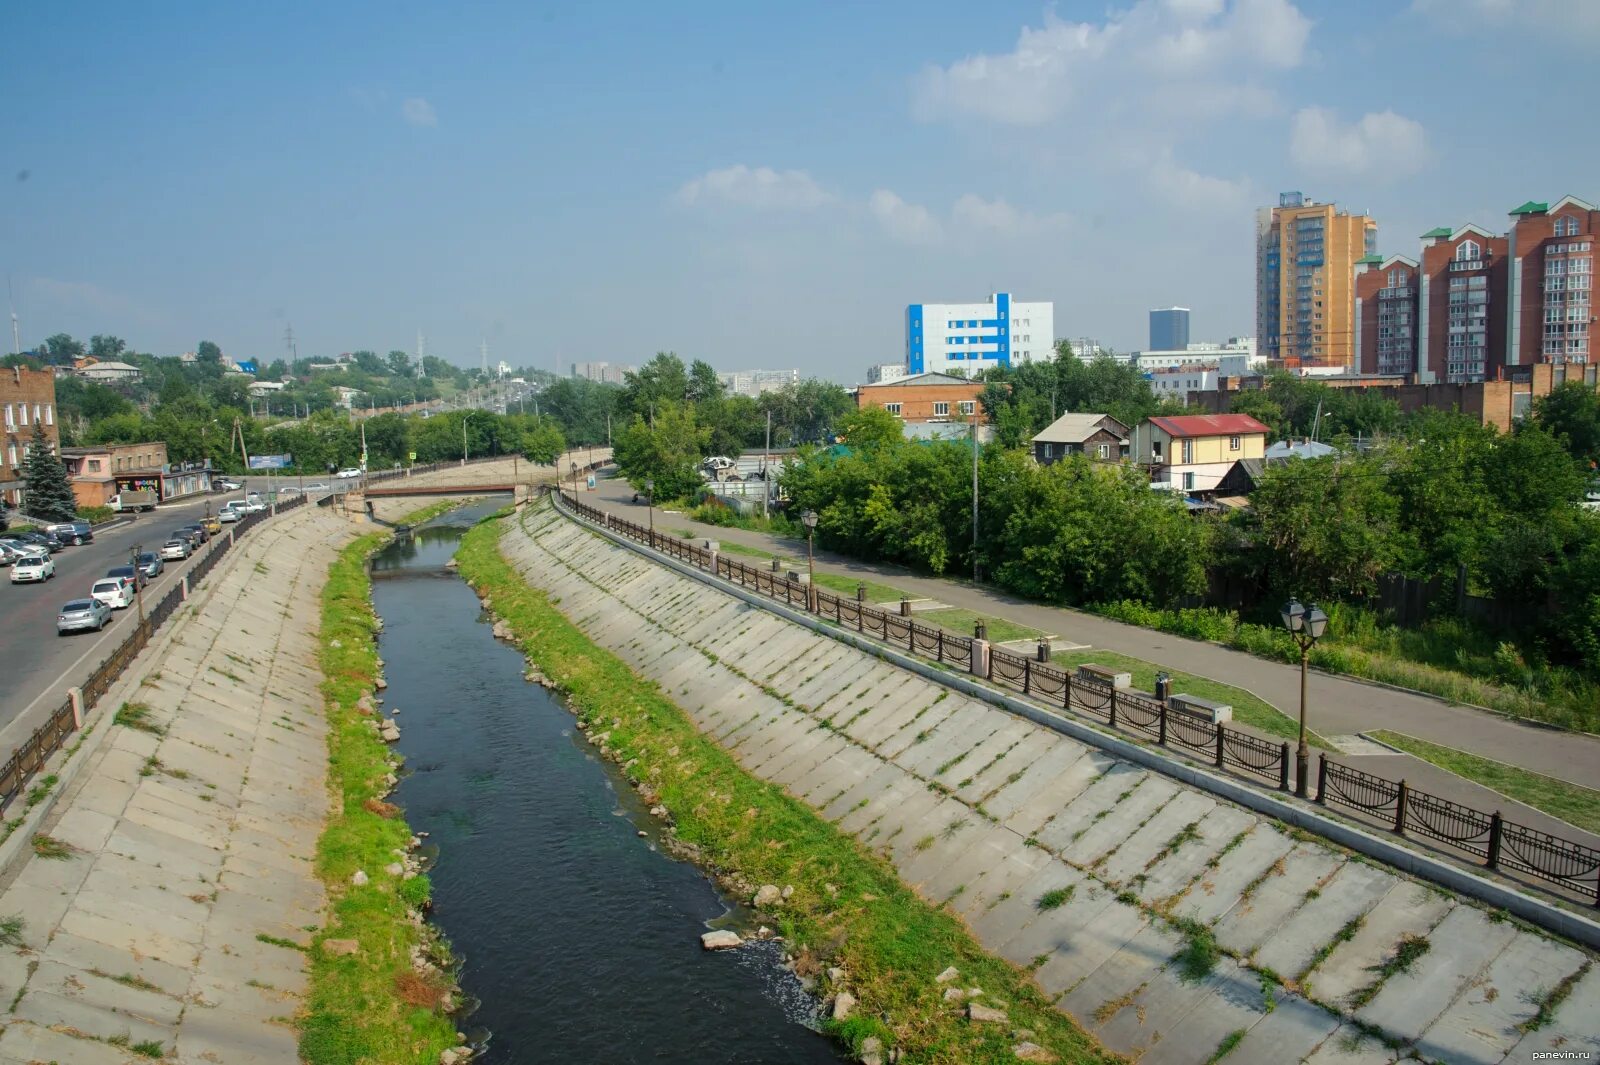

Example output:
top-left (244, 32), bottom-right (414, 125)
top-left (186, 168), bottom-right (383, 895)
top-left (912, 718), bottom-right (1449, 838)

top-left (369, 504), bottom-right (848, 1065)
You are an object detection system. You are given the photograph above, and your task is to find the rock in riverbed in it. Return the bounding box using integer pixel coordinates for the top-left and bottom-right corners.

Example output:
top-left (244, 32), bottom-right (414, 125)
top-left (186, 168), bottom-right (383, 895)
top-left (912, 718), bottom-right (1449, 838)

top-left (700, 930), bottom-right (742, 950)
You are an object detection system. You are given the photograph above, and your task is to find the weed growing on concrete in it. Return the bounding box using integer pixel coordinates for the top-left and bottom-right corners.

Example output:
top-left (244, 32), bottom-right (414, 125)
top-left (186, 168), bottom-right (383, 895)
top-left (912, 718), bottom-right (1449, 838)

top-left (1258, 972), bottom-right (1277, 1012)
top-left (1204, 1028), bottom-right (1247, 1064)
top-left (24, 774), bottom-right (57, 808)
top-left (0, 915), bottom-right (23, 947)
top-left (1172, 918), bottom-right (1221, 983)
top-left (1037, 887), bottom-right (1075, 911)
top-left (130, 1039), bottom-right (164, 1058)
top-left (1299, 915), bottom-right (1363, 985)
top-left (914, 835), bottom-right (936, 853)
top-left (114, 702), bottom-right (164, 735)
top-left (30, 834), bottom-right (72, 860)
top-left (139, 756), bottom-right (162, 777)
top-left (1518, 961), bottom-right (1590, 1034)
top-left (1348, 934), bottom-right (1430, 1010)
top-left (255, 932), bottom-right (307, 952)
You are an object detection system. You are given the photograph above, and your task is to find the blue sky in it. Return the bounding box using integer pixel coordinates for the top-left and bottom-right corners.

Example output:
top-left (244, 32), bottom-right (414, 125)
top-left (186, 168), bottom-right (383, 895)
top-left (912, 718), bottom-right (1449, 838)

top-left (4, 0), bottom-right (1597, 382)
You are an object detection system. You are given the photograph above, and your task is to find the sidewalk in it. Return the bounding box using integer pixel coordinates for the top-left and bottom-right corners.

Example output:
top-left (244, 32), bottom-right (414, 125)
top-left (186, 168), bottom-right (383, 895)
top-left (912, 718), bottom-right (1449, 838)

top-left (580, 473), bottom-right (1600, 841)
top-left (0, 506), bottom-right (354, 1064)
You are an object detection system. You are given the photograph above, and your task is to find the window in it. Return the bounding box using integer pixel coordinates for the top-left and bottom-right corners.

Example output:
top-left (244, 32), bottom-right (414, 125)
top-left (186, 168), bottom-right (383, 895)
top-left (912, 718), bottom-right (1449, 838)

top-left (958, 400), bottom-right (975, 416)
top-left (17, 403), bottom-right (26, 426)
top-left (6, 444), bottom-right (14, 467)
top-left (1180, 439), bottom-right (1194, 463)
top-left (1183, 472), bottom-right (1196, 492)
top-left (1456, 239), bottom-right (1481, 262)
top-left (88, 459), bottom-right (101, 472)
top-left (33, 404), bottom-right (41, 423)
top-left (1097, 443), bottom-right (1110, 460)
top-left (1229, 435), bottom-right (1241, 451)
top-left (3, 405), bottom-right (12, 431)
top-left (44, 404), bottom-right (53, 425)
top-left (932, 401), bottom-right (950, 417)
top-left (884, 402), bottom-right (901, 416)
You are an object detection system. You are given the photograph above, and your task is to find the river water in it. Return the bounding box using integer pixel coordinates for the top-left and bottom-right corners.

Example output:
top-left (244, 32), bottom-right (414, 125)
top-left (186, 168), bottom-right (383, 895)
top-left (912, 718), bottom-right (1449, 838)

top-left (369, 506), bottom-right (847, 1065)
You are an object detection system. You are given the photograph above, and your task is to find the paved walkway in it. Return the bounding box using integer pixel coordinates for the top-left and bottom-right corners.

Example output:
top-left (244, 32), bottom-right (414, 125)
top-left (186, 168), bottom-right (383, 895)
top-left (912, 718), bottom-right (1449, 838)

top-left (578, 473), bottom-right (1600, 836)
top-left (0, 506), bottom-right (353, 1064)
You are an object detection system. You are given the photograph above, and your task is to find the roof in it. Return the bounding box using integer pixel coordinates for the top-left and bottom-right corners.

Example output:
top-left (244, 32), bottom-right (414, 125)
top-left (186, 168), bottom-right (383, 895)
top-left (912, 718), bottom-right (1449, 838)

top-left (1031, 412), bottom-right (1127, 445)
top-left (1147, 414), bottom-right (1271, 438)
top-left (78, 361), bottom-right (141, 373)
top-left (1421, 226), bottom-right (1453, 238)
top-left (1509, 201), bottom-right (1548, 216)
top-left (1552, 195), bottom-right (1598, 214)
top-left (1264, 439), bottom-right (1336, 461)
top-left (857, 371), bottom-right (978, 388)
top-left (1356, 254), bottom-right (1383, 265)
top-left (1211, 458), bottom-right (1265, 496)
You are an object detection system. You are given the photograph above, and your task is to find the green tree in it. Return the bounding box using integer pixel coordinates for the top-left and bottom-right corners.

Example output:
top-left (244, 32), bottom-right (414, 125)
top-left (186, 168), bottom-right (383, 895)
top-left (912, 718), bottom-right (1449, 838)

top-left (197, 340), bottom-right (223, 364)
top-left (620, 353), bottom-right (690, 420)
top-left (263, 359), bottom-right (289, 381)
top-left (758, 379), bottom-right (854, 445)
top-left (352, 350), bottom-right (385, 375)
top-left (687, 359), bottom-right (724, 404)
top-left (386, 349), bottom-right (414, 378)
top-left (613, 401), bottom-right (709, 499)
top-left (836, 405), bottom-right (904, 450)
top-left (1244, 454), bottom-right (1401, 602)
top-left (41, 333), bottom-right (85, 365)
top-left (88, 335), bottom-right (126, 361)
top-left (522, 419), bottom-right (566, 465)
top-left (1531, 382), bottom-right (1600, 470)
top-left (21, 421), bottom-right (77, 521)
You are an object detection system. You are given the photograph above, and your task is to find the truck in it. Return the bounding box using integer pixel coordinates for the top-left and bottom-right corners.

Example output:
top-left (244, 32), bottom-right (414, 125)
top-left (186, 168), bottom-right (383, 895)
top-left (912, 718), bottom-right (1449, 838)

top-left (107, 489), bottom-right (158, 513)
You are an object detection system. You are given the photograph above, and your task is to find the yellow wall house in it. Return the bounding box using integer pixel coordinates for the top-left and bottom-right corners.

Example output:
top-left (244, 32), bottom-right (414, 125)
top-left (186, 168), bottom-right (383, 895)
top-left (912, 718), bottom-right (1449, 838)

top-left (1132, 414), bottom-right (1270, 493)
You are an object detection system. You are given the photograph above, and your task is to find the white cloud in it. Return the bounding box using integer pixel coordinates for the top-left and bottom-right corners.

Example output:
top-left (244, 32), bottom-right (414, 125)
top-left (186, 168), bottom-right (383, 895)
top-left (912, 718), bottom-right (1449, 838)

top-left (1412, 0), bottom-right (1600, 39)
top-left (400, 97), bottom-right (438, 127)
top-left (868, 190), bottom-right (943, 245)
top-left (911, 0), bottom-right (1310, 126)
top-left (1289, 107), bottom-right (1429, 180)
top-left (1146, 153), bottom-right (1254, 210)
top-left (951, 194), bottom-right (1070, 236)
top-left (676, 165), bottom-right (833, 210)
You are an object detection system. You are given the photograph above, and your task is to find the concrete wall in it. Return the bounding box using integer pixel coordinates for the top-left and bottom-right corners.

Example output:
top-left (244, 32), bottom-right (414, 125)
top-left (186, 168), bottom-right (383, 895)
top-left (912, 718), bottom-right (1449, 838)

top-left (499, 503), bottom-right (1600, 1065)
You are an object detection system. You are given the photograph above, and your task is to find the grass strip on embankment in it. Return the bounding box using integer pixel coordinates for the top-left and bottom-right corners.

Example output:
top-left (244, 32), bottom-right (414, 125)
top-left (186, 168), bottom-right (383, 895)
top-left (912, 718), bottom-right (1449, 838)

top-left (301, 508), bottom-right (461, 1065)
top-left (1368, 729), bottom-right (1600, 835)
top-left (456, 513), bottom-right (1114, 1065)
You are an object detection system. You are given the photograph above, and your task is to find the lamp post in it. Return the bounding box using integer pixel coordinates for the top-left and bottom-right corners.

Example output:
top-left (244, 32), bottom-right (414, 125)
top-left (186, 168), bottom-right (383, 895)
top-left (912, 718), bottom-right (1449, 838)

top-left (802, 509), bottom-right (819, 611)
top-left (570, 461), bottom-right (579, 498)
top-left (644, 478), bottom-right (655, 546)
top-left (129, 544), bottom-right (146, 627)
top-left (1280, 597), bottom-right (1328, 798)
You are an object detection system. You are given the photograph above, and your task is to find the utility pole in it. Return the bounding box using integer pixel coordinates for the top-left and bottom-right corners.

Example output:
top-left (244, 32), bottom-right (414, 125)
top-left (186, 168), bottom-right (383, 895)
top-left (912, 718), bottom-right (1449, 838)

top-left (764, 409), bottom-right (772, 518)
top-left (7, 276), bottom-right (19, 355)
top-left (461, 413), bottom-right (469, 466)
top-left (971, 411), bottom-right (979, 584)
top-left (284, 323), bottom-right (297, 361)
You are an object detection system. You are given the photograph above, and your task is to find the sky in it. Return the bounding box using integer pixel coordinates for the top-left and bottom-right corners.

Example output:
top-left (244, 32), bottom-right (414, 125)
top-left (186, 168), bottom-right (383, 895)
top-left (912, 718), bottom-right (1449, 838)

top-left (4, 0), bottom-right (1599, 383)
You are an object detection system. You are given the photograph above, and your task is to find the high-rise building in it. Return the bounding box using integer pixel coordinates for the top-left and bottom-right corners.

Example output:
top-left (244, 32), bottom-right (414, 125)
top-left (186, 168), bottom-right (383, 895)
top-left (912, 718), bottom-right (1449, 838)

top-left (1256, 191), bottom-right (1377, 369)
top-left (1355, 255), bottom-right (1419, 378)
top-left (906, 292), bottom-right (1053, 375)
top-left (719, 369), bottom-right (799, 398)
top-left (1507, 197), bottom-right (1597, 369)
top-left (1422, 226), bottom-right (1508, 384)
top-left (1149, 307), bottom-right (1190, 351)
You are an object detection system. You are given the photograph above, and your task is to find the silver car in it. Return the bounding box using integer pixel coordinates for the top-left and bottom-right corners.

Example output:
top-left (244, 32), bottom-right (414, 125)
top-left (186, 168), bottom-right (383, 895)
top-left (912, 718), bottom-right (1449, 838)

top-left (57, 597), bottom-right (112, 635)
top-left (160, 538), bottom-right (191, 561)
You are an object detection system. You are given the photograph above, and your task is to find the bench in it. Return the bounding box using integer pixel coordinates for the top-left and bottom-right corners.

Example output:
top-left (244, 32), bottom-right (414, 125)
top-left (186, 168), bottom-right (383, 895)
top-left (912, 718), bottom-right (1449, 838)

top-left (1169, 693), bottom-right (1233, 724)
top-left (1076, 664), bottom-right (1132, 689)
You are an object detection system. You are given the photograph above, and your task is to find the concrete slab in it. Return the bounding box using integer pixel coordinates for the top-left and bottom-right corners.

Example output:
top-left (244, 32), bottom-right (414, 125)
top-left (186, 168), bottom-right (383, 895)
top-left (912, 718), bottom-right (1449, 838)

top-left (1356, 903), bottom-right (1518, 1043)
top-left (1305, 881), bottom-right (1452, 1007)
top-left (1504, 960), bottom-right (1600, 1061)
top-left (1136, 957), bottom-right (1269, 1065)
top-left (1170, 823), bottom-right (1296, 925)
top-left (1212, 843), bottom-right (1343, 958)
top-left (1252, 859), bottom-right (1396, 982)
top-left (1225, 992), bottom-right (1340, 1065)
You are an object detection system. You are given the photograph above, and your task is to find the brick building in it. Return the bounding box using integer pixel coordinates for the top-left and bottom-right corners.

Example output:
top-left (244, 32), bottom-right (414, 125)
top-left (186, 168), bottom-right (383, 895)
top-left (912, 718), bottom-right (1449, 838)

top-left (1422, 225), bottom-right (1509, 384)
top-left (59, 442), bottom-right (213, 507)
top-left (0, 366), bottom-right (61, 509)
top-left (1507, 196), bottom-right (1597, 369)
top-left (1355, 255), bottom-right (1418, 377)
top-left (1256, 191), bottom-right (1378, 370)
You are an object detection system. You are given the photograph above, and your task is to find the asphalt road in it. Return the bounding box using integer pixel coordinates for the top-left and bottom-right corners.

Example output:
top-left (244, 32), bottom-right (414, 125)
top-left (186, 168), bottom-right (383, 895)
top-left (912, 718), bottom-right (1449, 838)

top-left (0, 485), bottom-right (326, 730)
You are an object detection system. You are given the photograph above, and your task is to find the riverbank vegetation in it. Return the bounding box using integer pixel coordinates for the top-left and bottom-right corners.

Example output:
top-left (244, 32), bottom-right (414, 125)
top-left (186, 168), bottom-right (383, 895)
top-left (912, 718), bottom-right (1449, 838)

top-left (456, 513), bottom-right (1115, 1065)
top-left (302, 524), bottom-right (459, 1065)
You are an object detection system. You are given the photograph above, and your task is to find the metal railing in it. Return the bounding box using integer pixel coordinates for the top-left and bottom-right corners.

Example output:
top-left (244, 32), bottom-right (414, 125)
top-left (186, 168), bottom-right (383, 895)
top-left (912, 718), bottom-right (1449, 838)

top-left (0, 492), bottom-right (308, 817)
top-left (552, 487), bottom-right (1600, 907)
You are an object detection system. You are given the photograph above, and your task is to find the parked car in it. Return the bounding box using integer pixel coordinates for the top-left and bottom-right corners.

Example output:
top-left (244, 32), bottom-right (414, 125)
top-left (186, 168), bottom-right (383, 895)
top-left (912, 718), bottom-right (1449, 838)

top-left (58, 596), bottom-right (113, 634)
top-left (43, 521), bottom-right (94, 546)
top-left (0, 542), bottom-right (21, 567)
top-left (200, 515), bottom-right (222, 534)
top-left (89, 578), bottom-right (134, 611)
top-left (10, 556), bottom-right (54, 583)
top-left (219, 479), bottom-right (243, 491)
top-left (105, 564), bottom-right (146, 590)
top-left (303, 482), bottom-right (331, 493)
top-left (137, 552), bottom-right (163, 579)
top-left (334, 467), bottom-right (364, 480)
top-left (14, 531), bottom-right (63, 553)
top-left (218, 506), bottom-right (240, 524)
top-left (160, 538), bottom-right (192, 561)
top-left (0, 538), bottom-right (49, 561)
top-left (176, 524), bottom-right (207, 545)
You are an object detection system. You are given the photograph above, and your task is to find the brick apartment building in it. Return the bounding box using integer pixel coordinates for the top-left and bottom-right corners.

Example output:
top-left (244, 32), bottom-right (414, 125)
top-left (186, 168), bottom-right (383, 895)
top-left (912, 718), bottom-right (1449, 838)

top-left (1256, 191), bottom-right (1378, 370)
top-left (1508, 196), bottom-right (1597, 369)
top-left (0, 366), bottom-right (61, 509)
top-left (59, 442), bottom-right (214, 508)
top-left (1357, 196), bottom-right (1594, 383)
top-left (855, 372), bottom-right (989, 441)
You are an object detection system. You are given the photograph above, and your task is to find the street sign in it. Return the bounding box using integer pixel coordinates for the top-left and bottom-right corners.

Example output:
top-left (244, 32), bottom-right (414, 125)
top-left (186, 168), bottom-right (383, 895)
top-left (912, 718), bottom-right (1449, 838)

top-left (247, 454), bottom-right (292, 469)
top-left (408, 452), bottom-right (417, 462)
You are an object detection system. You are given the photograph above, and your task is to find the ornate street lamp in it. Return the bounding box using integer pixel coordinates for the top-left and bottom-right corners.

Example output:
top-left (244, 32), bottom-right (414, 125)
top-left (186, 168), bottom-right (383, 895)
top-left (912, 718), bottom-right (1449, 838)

top-left (1280, 597), bottom-right (1329, 798)
top-left (802, 509), bottom-right (819, 611)
top-left (644, 478), bottom-right (655, 546)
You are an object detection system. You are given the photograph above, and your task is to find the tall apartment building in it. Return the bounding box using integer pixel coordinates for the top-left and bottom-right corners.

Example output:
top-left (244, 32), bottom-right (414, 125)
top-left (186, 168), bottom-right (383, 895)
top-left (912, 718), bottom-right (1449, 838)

top-left (906, 292), bottom-right (1053, 375)
top-left (1356, 196), bottom-right (1595, 382)
top-left (1355, 256), bottom-right (1419, 377)
top-left (1507, 197), bottom-right (1597, 368)
top-left (1256, 191), bottom-right (1377, 369)
top-left (719, 369), bottom-right (799, 398)
top-left (0, 366), bottom-right (61, 509)
top-left (1149, 307), bottom-right (1190, 351)
top-left (570, 361), bottom-right (634, 385)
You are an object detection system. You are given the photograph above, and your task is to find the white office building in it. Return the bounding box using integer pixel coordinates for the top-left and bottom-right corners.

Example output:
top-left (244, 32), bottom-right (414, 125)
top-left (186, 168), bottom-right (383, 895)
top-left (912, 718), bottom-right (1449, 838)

top-left (1135, 338), bottom-right (1260, 375)
top-left (906, 292), bottom-right (1053, 375)
top-left (865, 363), bottom-right (908, 384)
top-left (1146, 365), bottom-right (1221, 402)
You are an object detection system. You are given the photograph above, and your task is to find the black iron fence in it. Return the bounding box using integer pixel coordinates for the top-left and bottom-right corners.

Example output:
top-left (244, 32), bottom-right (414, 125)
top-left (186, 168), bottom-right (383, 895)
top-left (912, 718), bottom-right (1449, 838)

top-left (553, 487), bottom-right (1600, 907)
top-left (0, 493), bottom-right (309, 817)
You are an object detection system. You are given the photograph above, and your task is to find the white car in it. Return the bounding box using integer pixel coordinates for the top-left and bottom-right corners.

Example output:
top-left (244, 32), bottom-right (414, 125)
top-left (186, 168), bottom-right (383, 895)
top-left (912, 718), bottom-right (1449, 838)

top-left (218, 506), bottom-right (241, 524)
top-left (219, 479), bottom-right (243, 491)
top-left (302, 482), bottom-right (331, 493)
top-left (10, 556), bottom-right (54, 583)
top-left (90, 578), bottom-right (135, 610)
top-left (0, 538), bottom-right (49, 561)
top-left (334, 468), bottom-right (364, 480)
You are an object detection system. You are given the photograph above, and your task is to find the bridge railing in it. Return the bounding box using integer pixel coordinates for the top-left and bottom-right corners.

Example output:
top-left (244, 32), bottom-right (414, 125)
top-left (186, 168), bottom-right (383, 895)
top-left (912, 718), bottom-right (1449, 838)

top-left (0, 494), bottom-right (308, 817)
top-left (549, 486), bottom-right (1600, 908)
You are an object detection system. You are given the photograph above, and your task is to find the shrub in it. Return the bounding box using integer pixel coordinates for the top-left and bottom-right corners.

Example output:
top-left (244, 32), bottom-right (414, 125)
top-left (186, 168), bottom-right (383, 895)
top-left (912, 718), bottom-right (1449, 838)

top-left (77, 504), bottom-right (114, 525)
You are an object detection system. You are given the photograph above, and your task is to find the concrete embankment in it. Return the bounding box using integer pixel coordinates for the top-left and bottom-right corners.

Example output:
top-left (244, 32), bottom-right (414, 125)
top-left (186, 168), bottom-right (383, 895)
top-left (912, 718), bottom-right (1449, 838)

top-left (501, 500), bottom-right (1600, 1065)
top-left (0, 506), bottom-right (357, 1063)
